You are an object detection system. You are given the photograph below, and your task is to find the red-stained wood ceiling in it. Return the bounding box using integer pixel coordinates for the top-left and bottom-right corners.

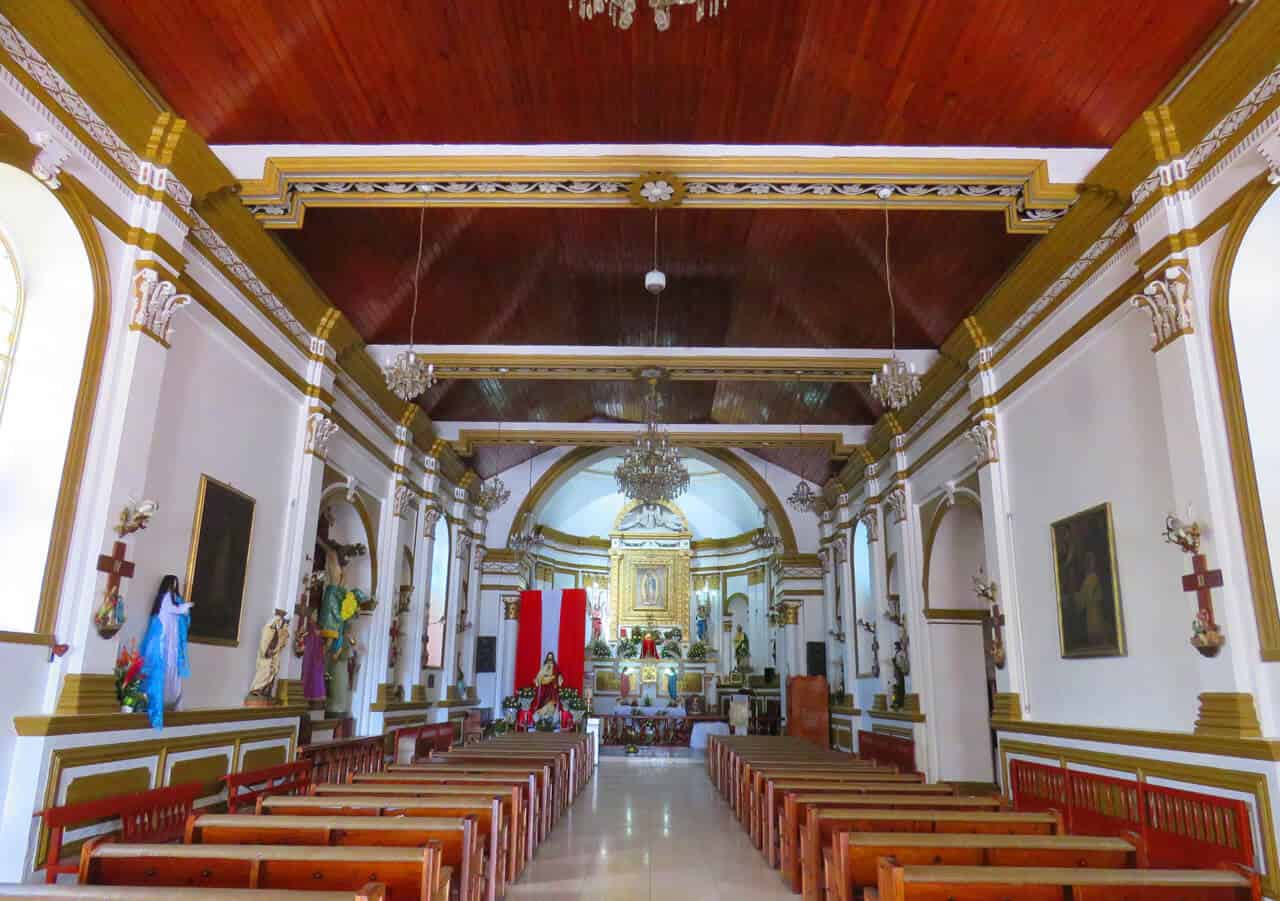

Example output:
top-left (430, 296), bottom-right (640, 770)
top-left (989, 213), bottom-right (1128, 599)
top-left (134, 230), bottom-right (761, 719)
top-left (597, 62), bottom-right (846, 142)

top-left (85, 0), bottom-right (1228, 147)
top-left (78, 0), bottom-right (1232, 454)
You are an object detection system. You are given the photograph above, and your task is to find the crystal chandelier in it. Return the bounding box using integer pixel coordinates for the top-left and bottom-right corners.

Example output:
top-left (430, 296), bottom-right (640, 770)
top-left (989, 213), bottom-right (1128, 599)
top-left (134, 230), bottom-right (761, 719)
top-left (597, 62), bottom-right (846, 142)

top-left (573, 0), bottom-right (727, 32)
top-left (869, 192), bottom-right (921, 411)
top-left (383, 207), bottom-right (437, 401)
top-left (614, 379), bottom-right (690, 503)
top-left (476, 477), bottom-right (510, 513)
top-left (510, 454), bottom-right (543, 554)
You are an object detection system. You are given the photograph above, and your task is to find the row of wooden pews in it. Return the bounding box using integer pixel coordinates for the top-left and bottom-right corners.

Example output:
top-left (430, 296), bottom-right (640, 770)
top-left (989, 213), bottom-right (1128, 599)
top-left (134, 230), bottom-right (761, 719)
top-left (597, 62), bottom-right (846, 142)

top-left (2, 730), bottom-right (591, 901)
top-left (708, 735), bottom-right (1261, 901)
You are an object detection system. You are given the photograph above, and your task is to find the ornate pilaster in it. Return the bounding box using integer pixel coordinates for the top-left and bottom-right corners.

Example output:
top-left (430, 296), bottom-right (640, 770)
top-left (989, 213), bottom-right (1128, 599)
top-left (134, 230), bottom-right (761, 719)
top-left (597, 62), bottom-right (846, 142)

top-left (392, 483), bottom-right (414, 518)
top-left (422, 504), bottom-right (443, 537)
top-left (963, 417), bottom-right (1000, 469)
top-left (884, 487), bottom-right (908, 524)
top-left (303, 411), bottom-right (339, 459)
top-left (1130, 265), bottom-right (1193, 352)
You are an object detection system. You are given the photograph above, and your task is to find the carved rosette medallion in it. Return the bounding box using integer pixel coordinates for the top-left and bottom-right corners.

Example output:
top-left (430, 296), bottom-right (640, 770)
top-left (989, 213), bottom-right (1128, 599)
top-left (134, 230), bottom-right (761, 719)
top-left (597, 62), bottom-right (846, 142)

top-left (129, 268), bottom-right (192, 346)
top-left (1130, 265), bottom-right (1193, 352)
top-left (303, 412), bottom-right (339, 459)
top-left (964, 418), bottom-right (1000, 469)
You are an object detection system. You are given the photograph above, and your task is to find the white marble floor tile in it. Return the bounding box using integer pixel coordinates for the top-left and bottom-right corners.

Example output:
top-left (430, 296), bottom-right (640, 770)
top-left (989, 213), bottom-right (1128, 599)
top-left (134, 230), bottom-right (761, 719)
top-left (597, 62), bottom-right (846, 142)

top-left (507, 757), bottom-right (793, 900)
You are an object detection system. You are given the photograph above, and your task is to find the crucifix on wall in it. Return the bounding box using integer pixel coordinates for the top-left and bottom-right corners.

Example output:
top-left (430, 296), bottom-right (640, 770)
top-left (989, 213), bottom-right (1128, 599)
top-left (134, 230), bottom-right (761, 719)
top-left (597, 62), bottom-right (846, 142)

top-left (1163, 511), bottom-right (1225, 657)
top-left (93, 540), bottom-right (135, 638)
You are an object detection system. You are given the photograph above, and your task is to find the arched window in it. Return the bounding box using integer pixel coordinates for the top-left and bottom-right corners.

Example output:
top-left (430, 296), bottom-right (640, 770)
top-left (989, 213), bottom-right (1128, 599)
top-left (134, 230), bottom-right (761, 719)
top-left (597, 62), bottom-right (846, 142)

top-left (851, 522), bottom-right (874, 676)
top-left (0, 163), bottom-right (97, 635)
top-left (0, 229), bottom-right (21, 422)
top-left (424, 514), bottom-right (450, 669)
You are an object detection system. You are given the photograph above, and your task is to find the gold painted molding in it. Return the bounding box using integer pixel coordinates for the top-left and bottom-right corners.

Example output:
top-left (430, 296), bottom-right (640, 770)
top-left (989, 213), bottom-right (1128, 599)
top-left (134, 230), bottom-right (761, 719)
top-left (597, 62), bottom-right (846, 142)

top-left (453, 426), bottom-right (856, 458)
top-left (1193, 692), bottom-right (1262, 739)
top-left (998, 737), bottom-right (1279, 898)
top-left (923, 608), bottom-right (987, 623)
top-left (991, 716), bottom-right (1280, 762)
top-left (15, 704), bottom-right (309, 737)
top-left (991, 692), bottom-right (1023, 721)
top-left (240, 154), bottom-right (1075, 234)
top-left (1209, 174), bottom-right (1280, 660)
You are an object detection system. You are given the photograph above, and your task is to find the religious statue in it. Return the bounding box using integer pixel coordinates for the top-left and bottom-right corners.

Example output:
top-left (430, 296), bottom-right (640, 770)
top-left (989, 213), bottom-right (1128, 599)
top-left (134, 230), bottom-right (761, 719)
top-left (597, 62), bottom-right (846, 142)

top-left (890, 639), bottom-right (910, 711)
top-left (618, 502), bottom-right (683, 532)
top-left (532, 652), bottom-right (564, 725)
top-left (733, 624), bottom-right (751, 674)
top-left (140, 574), bottom-right (192, 729)
top-left (665, 667), bottom-right (678, 705)
top-left (455, 649), bottom-right (467, 700)
top-left (246, 609), bottom-right (289, 705)
top-left (325, 618), bottom-right (357, 718)
top-left (589, 595), bottom-right (605, 643)
top-left (387, 614), bottom-right (402, 675)
top-left (93, 586), bottom-right (126, 639)
top-left (695, 604), bottom-right (709, 643)
top-left (318, 553), bottom-right (371, 643)
top-left (640, 629), bottom-right (660, 659)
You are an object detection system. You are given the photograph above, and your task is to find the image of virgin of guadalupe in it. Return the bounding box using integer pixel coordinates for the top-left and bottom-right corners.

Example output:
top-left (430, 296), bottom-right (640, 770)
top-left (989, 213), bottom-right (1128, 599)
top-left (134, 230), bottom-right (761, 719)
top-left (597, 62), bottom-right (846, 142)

top-left (140, 574), bottom-right (193, 728)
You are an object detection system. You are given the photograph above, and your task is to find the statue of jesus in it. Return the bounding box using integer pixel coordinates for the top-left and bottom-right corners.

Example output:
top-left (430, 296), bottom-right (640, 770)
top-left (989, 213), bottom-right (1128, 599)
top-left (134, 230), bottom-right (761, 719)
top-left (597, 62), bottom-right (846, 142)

top-left (532, 652), bottom-right (563, 723)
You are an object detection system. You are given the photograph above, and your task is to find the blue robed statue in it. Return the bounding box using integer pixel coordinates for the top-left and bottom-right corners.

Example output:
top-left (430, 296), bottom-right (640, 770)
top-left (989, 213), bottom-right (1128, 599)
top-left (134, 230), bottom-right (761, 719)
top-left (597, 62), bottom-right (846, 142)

top-left (140, 574), bottom-right (192, 728)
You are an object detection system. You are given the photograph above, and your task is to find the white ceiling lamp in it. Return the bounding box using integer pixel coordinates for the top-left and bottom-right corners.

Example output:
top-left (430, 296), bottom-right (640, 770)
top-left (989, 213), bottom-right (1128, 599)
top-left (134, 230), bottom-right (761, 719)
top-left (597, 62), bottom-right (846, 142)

top-left (645, 210), bottom-right (666, 296)
top-left (573, 0), bottom-right (727, 33)
top-left (870, 187), bottom-right (922, 411)
top-left (382, 206), bottom-right (437, 401)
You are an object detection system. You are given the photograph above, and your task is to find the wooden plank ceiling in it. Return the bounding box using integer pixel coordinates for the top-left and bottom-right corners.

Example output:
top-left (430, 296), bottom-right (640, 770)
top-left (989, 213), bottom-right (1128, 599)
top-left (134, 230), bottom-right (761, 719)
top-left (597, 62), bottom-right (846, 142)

top-left (81, 0), bottom-right (1231, 472)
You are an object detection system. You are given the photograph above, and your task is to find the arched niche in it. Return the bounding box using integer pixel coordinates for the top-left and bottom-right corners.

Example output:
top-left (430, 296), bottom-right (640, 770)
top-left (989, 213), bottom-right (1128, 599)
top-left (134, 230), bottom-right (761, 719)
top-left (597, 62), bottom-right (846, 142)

top-left (317, 482), bottom-right (378, 598)
top-left (1211, 177), bottom-right (1280, 659)
top-left (725, 591), bottom-right (753, 670)
top-left (922, 492), bottom-right (986, 614)
top-left (0, 152), bottom-right (109, 636)
top-left (506, 446), bottom-right (798, 553)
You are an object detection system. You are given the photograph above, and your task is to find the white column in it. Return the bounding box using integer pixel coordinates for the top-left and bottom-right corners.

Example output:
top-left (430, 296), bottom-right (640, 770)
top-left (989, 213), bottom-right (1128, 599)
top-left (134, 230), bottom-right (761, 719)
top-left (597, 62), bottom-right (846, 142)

top-left (403, 505), bottom-right (439, 685)
top-left (831, 532), bottom-right (854, 694)
top-left (497, 595), bottom-right (521, 705)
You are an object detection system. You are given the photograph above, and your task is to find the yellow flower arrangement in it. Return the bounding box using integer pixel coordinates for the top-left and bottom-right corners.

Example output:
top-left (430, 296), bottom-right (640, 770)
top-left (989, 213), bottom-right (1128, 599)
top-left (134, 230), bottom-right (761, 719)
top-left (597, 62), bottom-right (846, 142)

top-left (340, 590), bottom-right (359, 621)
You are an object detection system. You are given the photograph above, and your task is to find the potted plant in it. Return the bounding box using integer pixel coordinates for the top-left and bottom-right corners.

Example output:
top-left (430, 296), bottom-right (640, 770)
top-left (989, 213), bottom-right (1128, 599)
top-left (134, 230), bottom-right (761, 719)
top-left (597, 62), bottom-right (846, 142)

top-left (113, 640), bottom-right (146, 713)
top-left (588, 639), bottom-right (612, 659)
top-left (660, 639), bottom-right (681, 659)
top-left (616, 637), bottom-right (639, 659)
top-left (502, 694), bottom-right (521, 722)
top-left (686, 641), bottom-right (708, 661)
top-left (517, 686), bottom-right (535, 710)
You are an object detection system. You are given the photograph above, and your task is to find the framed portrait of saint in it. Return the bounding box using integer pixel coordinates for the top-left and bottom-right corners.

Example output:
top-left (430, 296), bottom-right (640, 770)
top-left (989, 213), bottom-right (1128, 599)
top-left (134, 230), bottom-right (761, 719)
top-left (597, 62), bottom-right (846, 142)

top-left (185, 475), bottom-right (256, 646)
top-left (634, 565), bottom-right (668, 611)
top-left (1050, 503), bottom-right (1126, 658)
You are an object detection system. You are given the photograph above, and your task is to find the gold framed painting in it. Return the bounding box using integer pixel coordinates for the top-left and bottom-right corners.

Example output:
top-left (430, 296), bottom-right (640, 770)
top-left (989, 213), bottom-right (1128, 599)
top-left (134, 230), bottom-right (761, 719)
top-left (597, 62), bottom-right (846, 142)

top-left (1050, 502), bottom-right (1126, 658)
top-left (611, 549), bottom-right (691, 628)
top-left (184, 474), bottom-right (256, 647)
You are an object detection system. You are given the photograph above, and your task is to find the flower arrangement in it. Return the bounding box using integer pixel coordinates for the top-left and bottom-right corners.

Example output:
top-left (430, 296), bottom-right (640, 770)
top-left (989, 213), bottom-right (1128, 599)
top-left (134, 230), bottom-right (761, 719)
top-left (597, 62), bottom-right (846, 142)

top-left (517, 686), bottom-right (535, 708)
top-left (502, 694), bottom-right (521, 711)
top-left (560, 687), bottom-right (587, 711)
top-left (113, 640), bottom-right (146, 712)
top-left (685, 641), bottom-right (708, 661)
top-left (660, 639), bottom-right (681, 659)
top-left (588, 639), bottom-right (612, 659)
top-left (616, 637), bottom-right (639, 659)
top-left (664, 628), bottom-right (683, 642)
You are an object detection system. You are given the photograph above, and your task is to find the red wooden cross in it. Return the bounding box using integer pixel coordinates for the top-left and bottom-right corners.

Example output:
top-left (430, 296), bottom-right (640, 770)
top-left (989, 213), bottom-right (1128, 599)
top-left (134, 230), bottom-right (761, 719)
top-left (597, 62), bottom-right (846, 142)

top-left (96, 541), bottom-right (136, 594)
top-left (1181, 553), bottom-right (1224, 619)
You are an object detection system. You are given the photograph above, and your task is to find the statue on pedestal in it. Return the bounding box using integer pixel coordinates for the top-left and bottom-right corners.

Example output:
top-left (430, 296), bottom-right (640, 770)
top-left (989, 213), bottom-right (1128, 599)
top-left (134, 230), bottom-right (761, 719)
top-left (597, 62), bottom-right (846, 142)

top-left (695, 604), bottom-right (708, 643)
top-left (325, 618), bottom-right (357, 717)
top-left (140, 574), bottom-right (192, 729)
top-left (246, 609), bottom-right (289, 705)
top-left (891, 639), bottom-right (910, 711)
top-left (733, 624), bottom-right (751, 673)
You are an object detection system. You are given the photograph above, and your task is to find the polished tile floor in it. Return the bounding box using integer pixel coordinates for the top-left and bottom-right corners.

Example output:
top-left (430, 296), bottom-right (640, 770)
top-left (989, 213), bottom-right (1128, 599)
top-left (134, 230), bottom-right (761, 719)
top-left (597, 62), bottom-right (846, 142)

top-left (507, 757), bottom-right (793, 900)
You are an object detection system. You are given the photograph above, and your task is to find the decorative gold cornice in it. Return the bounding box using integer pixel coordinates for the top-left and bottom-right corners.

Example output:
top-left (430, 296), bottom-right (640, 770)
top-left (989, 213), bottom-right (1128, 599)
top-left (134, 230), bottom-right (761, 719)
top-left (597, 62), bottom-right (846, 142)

top-left (992, 716), bottom-right (1280, 761)
top-left (538, 525), bottom-right (610, 550)
top-left (452, 426), bottom-right (856, 458)
top-left (240, 154), bottom-right (1075, 234)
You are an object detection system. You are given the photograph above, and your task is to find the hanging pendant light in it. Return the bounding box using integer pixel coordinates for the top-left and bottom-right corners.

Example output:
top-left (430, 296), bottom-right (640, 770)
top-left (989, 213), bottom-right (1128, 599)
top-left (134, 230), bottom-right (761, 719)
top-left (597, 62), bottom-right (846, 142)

top-left (572, 0), bottom-right (728, 33)
top-left (752, 462), bottom-right (782, 551)
top-left (510, 449), bottom-right (543, 554)
top-left (475, 423), bottom-right (512, 513)
top-left (870, 188), bottom-right (922, 411)
top-left (383, 207), bottom-right (437, 401)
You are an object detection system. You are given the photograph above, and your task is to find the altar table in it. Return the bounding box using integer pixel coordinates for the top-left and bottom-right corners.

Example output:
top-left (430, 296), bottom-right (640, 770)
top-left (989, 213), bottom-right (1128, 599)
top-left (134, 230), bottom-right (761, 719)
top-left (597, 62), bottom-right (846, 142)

top-left (600, 714), bottom-right (727, 747)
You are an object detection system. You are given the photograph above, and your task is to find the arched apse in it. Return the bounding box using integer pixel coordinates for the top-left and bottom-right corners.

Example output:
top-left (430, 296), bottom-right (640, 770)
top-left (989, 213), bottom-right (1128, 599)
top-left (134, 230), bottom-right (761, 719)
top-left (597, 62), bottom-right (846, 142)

top-left (1211, 176), bottom-right (1280, 659)
top-left (0, 156), bottom-right (109, 637)
top-left (922, 493), bottom-right (986, 613)
top-left (504, 446), bottom-right (797, 552)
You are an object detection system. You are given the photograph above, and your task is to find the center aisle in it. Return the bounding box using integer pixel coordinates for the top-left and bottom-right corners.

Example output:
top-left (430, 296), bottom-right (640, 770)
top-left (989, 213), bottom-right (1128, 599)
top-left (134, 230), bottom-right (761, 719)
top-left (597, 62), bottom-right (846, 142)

top-left (508, 757), bottom-right (792, 900)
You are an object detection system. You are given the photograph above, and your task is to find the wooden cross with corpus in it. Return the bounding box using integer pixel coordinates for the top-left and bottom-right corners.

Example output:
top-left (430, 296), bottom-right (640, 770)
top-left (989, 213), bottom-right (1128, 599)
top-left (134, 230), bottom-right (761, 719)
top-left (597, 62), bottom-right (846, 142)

top-left (96, 541), bottom-right (136, 596)
top-left (1182, 553), bottom-right (1223, 621)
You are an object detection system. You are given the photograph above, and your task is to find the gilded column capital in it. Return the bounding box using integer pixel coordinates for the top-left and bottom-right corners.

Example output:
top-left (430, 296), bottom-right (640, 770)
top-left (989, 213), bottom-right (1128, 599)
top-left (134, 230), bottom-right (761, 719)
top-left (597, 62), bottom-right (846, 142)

top-left (857, 506), bottom-right (881, 542)
top-left (31, 131), bottom-right (70, 190)
top-left (421, 504), bottom-right (443, 536)
top-left (1130, 265), bottom-right (1193, 352)
top-left (129, 267), bottom-right (191, 347)
top-left (780, 602), bottom-right (801, 626)
top-left (884, 487), bottom-right (908, 525)
top-left (392, 483), bottom-right (415, 518)
top-left (502, 596), bottom-right (520, 621)
top-left (303, 411), bottom-right (339, 459)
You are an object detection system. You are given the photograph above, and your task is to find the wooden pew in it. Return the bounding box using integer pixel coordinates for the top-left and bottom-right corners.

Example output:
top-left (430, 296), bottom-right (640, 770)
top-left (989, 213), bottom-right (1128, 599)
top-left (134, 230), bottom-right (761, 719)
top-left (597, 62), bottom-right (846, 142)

top-left (353, 774), bottom-right (541, 853)
top-left (386, 764), bottom-right (554, 832)
top-left (869, 861), bottom-right (1260, 901)
top-left (826, 833), bottom-right (1138, 901)
top-left (742, 764), bottom-right (911, 831)
top-left (78, 838), bottom-right (449, 901)
top-left (0, 886), bottom-right (384, 900)
top-left (784, 794), bottom-right (1008, 894)
top-left (299, 783), bottom-right (514, 885)
top-left (263, 793), bottom-right (516, 889)
top-left (759, 781), bottom-right (955, 867)
top-left (418, 751), bottom-right (572, 814)
top-left (185, 814), bottom-right (485, 901)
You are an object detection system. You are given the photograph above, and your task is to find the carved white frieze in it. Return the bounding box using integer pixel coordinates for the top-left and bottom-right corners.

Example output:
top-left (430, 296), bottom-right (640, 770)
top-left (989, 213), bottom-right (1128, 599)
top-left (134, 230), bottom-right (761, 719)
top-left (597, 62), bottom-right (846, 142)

top-left (129, 268), bottom-right (192, 345)
top-left (304, 412), bottom-right (339, 459)
top-left (857, 507), bottom-right (880, 543)
top-left (30, 131), bottom-right (70, 190)
top-left (1130, 265), bottom-right (1193, 352)
top-left (964, 419), bottom-right (1000, 469)
top-left (885, 487), bottom-right (908, 524)
top-left (483, 559), bottom-right (523, 576)
top-left (392, 483), bottom-right (414, 518)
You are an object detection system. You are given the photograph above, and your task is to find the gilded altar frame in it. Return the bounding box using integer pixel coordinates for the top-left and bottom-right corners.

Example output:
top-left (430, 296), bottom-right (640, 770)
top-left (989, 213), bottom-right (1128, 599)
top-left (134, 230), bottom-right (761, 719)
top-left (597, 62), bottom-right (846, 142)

top-left (611, 549), bottom-right (692, 629)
